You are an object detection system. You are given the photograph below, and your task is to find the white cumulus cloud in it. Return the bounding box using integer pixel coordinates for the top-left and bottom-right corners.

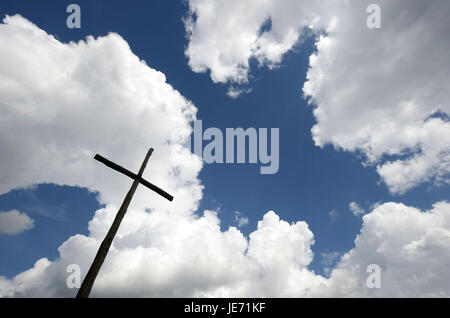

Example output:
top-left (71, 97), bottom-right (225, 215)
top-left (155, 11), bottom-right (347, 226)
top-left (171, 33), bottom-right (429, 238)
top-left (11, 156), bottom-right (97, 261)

top-left (302, 0), bottom-right (450, 194)
top-left (185, 0), bottom-right (450, 194)
top-left (321, 201), bottom-right (450, 297)
top-left (234, 211), bottom-right (249, 227)
top-left (3, 200), bottom-right (450, 297)
top-left (0, 210), bottom-right (34, 235)
top-left (0, 14), bottom-right (202, 215)
top-left (184, 0), bottom-right (339, 90)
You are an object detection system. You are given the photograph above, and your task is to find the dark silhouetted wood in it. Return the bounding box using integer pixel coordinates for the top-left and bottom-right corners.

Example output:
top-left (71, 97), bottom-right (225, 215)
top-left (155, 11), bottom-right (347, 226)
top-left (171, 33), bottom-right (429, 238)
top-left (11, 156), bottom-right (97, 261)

top-left (94, 154), bottom-right (173, 201)
top-left (76, 148), bottom-right (173, 298)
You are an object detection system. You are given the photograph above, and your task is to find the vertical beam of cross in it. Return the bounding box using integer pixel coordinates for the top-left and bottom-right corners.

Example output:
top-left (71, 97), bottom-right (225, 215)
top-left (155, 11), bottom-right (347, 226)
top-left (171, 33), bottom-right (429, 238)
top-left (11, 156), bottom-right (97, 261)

top-left (76, 148), bottom-right (173, 298)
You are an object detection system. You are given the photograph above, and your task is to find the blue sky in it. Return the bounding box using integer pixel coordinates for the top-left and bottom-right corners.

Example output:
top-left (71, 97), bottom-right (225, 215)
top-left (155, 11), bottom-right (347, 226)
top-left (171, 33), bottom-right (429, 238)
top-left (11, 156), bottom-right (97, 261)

top-left (0, 0), bottom-right (449, 297)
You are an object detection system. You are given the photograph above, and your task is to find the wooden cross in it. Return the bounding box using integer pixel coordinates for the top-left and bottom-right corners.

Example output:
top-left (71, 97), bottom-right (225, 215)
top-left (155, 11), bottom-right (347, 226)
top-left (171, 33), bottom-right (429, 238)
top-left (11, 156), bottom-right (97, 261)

top-left (76, 148), bottom-right (173, 298)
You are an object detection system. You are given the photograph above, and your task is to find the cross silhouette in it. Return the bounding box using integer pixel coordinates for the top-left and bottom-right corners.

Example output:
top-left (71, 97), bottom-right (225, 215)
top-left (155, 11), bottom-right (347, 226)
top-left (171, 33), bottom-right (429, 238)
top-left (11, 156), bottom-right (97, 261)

top-left (76, 148), bottom-right (173, 298)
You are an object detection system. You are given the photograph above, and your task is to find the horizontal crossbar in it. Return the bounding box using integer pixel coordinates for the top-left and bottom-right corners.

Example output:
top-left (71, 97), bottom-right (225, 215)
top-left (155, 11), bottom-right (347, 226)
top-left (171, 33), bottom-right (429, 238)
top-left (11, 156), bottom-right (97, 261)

top-left (94, 154), bottom-right (174, 201)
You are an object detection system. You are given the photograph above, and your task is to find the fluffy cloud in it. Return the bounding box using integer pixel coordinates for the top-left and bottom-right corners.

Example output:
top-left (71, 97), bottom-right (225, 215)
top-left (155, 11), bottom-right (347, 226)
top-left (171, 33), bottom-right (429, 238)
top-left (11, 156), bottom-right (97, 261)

top-left (184, 0), bottom-right (339, 93)
top-left (3, 200), bottom-right (450, 297)
top-left (303, 0), bottom-right (450, 194)
top-left (321, 201), bottom-right (450, 297)
top-left (0, 210), bottom-right (34, 235)
top-left (185, 0), bottom-right (450, 194)
top-left (0, 14), bottom-right (326, 298)
top-left (1, 208), bottom-right (326, 297)
top-left (1, 14), bottom-right (449, 298)
top-left (0, 14), bottom-right (202, 215)
top-left (320, 251), bottom-right (341, 275)
top-left (0, 14), bottom-right (201, 295)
